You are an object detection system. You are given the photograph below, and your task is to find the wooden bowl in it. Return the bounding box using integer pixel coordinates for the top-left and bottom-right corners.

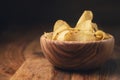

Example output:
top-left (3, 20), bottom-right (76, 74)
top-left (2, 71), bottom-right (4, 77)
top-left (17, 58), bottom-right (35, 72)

top-left (40, 32), bottom-right (114, 70)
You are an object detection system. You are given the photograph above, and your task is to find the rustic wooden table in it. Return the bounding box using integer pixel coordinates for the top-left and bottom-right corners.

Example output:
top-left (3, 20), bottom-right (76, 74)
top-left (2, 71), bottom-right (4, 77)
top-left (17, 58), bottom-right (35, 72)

top-left (0, 25), bottom-right (120, 80)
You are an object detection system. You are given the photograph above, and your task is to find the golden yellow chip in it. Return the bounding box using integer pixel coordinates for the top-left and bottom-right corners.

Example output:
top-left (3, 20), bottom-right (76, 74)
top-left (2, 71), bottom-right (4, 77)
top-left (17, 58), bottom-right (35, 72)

top-left (76, 20), bottom-right (94, 32)
top-left (95, 30), bottom-right (106, 40)
top-left (44, 32), bottom-right (52, 39)
top-left (52, 20), bottom-right (71, 40)
top-left (92, 23), bottom-right (98, 31)
top-left (53, 20), bottom-right (70, 31)
top-left (76, 10), bottom-right (93, 28)
top-left (75, 31), bottom-right (96, 42)
top-left (56, 30), bottom-right (69, 41)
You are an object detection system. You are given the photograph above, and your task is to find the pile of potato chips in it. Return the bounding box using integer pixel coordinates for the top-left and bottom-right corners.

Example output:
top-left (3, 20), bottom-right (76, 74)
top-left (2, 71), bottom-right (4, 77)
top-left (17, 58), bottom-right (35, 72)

top-left (50, 10), bottom-right (111, 42)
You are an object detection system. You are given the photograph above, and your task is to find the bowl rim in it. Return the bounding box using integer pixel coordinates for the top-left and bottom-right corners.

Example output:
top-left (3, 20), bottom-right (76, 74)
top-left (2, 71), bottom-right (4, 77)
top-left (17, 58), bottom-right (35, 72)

top-left (41, 32), bottom-right (114, 44)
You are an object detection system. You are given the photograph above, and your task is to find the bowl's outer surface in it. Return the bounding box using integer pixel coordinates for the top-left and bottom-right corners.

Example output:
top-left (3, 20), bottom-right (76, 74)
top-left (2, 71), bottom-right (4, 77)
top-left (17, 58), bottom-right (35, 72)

top-left (40, 34), bottom-right (114, 70)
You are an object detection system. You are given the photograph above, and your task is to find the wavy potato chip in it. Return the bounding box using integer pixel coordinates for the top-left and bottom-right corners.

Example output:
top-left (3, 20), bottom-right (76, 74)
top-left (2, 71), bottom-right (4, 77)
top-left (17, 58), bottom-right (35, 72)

top-left (52, 20), bottom-right (71, 40)
top-left (44, 32), bottom-right (52, 39)
top-left (53, 20), bottom-right (70, 31)
top-left (95, 30), bottom-right (111, 40)
top-left (64, 28), bottom-right (80, 41)
top-left (56, 30), bottom-right (69, 41)
top-left (76, 31), bottom-right (96, 42)
top-left (95, 30), bottom-right (105, 40)
top-left (76, 10), bottom-right (93, 28)
top-left (76, 20), bottom-right (94, 32)
top-left (92, 23), bottom-right (98, 31)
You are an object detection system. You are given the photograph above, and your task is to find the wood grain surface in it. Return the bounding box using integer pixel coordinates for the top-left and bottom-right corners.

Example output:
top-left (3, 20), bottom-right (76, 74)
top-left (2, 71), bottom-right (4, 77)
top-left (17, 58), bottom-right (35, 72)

top-left (0, 25), bottom-right (120, 80)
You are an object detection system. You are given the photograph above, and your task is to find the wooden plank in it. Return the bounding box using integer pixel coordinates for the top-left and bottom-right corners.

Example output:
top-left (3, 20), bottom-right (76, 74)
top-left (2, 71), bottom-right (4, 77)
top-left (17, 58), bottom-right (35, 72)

top-left (10, 53), bottom-right (120, 80)
top-left (0, 25), bottom-right (46, 79)
top-left (10, 39), bottom-right (120, 80)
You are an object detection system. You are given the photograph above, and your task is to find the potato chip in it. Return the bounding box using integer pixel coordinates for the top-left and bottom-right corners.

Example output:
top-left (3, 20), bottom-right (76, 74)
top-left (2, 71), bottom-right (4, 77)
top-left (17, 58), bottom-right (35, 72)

top-left (92, 23), bottom-right (98, 31)
top-left (52, 20), bottom-right (71, 40)
top-left (56, 30), bottom-right (69, 41)
top-left (95, 30), bottom-right (111, 40)
top-left (95, 30), bottom-right (106, 40)
top-left (64, 28), bottom-right (79, 41)
top-left (76, 31), bottom-right (96, 42)
top-left (76, 10), bottom-right (93, 28)
top-left (76, 20), bottom-right (94, 32)
top-left (44, 32), bottom-right (52, 39)
top-left (53, 20), bottom-right (70, 31)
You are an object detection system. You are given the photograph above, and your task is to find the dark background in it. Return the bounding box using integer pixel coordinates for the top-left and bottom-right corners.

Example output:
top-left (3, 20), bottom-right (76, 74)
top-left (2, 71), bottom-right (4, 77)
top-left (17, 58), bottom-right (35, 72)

top-left (0, 0), bottom-right (120, 32)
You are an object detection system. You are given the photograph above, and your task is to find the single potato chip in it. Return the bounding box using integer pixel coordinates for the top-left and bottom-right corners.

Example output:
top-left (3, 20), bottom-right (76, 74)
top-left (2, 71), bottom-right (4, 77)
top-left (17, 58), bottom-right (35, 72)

top-left (95, 30), bottom-right (111, 40)
top-left (52, 20), bottom-right (71, 40)
top-left (92, 23), bottom-right (98, 31)
top-left (56, 30), bottom-right (69, 41)
top-left (76, 31), bottom-right (96, 42)
top-left (44, 32), bottom-right (52, 39)
top-left (95, 30), bottom-right (106, 40)
top-left (53, 20), bottom-right (70, 32)
top-left (76, 10), bottom-right (93, 28)
top-left (76, 20), bottom-right (94, 32)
